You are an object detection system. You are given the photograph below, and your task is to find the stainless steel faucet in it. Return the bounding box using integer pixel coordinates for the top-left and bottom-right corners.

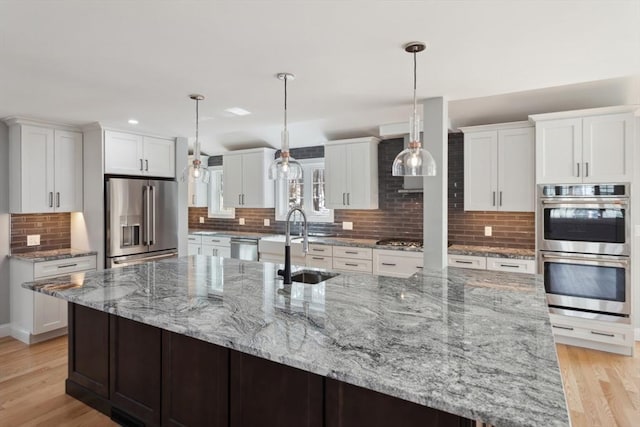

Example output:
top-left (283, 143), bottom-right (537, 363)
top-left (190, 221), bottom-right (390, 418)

top-left (279, 206), bottom-right (309, 284)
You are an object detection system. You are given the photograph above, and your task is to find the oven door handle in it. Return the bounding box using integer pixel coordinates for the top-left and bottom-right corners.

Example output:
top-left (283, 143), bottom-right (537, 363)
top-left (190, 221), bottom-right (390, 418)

top-left (540, 198), bottom-right (628, 206)
top-left (541, 252), bottom-right (629, 266)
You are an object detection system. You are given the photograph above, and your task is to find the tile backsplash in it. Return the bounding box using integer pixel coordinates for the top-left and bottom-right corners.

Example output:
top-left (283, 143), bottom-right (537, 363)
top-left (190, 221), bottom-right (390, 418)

top-left (10, 213), bottom-right (71, 254)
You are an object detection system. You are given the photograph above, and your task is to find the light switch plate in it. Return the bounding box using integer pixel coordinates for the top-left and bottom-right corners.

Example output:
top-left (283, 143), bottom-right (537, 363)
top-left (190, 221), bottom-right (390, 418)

top-left (484, 226), bottom-right (492, 237)
top-left (263, 219), bottom-right (270, 226)
top-left (199, 217), bottom-right (204, 224)
top-left (342, 221), bottom-right (353, 230)
top-left (239, 218), bottom-right (245, 225)
top-left (27, 235), bottom-right (40, 246)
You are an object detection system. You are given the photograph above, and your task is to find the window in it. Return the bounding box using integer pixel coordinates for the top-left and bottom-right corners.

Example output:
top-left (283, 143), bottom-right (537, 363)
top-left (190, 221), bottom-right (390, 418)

top-left (208, 166), bottom-right (235, 219)
top-left (276, 158), bottom-right (334, 223)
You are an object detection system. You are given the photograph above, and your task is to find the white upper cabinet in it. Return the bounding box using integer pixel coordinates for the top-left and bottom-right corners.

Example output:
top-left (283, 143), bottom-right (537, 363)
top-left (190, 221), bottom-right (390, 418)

top-left (222, 148), bottom-right (275, 208)
top-left (8, 121), bottom-right (83, 213)
top-left (461, 122), bottom-right (534, 212)
top-left (531, 107), bottom-right (636, 184)
top-left (324, 137), bottom-right (379, 209)
top-left (104, 130), bottom-right (175, 178)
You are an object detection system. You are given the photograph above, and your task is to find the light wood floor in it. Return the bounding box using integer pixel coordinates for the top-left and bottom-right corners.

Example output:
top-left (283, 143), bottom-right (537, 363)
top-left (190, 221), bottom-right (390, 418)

top-left (0, 336), bottom-right (638, 426)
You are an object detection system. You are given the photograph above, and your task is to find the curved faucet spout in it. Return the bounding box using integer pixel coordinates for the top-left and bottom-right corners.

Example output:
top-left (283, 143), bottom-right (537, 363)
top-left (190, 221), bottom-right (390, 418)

top-left (280, 207), bottom-right (309, 284)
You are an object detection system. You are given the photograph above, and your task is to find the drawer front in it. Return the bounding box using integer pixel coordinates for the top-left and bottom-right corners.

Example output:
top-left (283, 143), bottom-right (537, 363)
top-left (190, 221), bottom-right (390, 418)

top-left (202, 236), bottom-right (231, 247)
top-left (308, 244), bottom-right (333, 257)
top-left (306, 255), bottom-right (333, 270)
top-left (373, 250), bottom-right (423, 278)
top-left (333, 258), bottom-right (372, 273)
top-left (34, 255), bottom-right (97, 279)
top-left (550, 321), bottom-right (631, 347)
top-left (187, 235), bottom-right (202, 244)
top-left (486, 258), bottom-right (535, 274)
top-left (447, 255), bottom-right (486, 270)
top-left (332, 246), bottom-right (372, 260)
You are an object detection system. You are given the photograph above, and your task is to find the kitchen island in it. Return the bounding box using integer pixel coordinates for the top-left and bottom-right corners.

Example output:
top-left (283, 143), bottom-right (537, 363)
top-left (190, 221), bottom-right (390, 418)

top-left (23, 256), bottom-right (569, 427)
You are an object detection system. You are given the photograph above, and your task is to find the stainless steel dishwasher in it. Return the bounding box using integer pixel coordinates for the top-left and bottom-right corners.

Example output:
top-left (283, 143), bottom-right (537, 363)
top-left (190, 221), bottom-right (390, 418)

top-left (230, 238), bottom-right (259, 261)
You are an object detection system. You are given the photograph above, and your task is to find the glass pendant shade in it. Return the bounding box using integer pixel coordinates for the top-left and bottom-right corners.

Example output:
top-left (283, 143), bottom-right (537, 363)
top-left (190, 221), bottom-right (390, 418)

top-left (269, 73), bottom-right (303, 181)
top-left (186, 156), bottom-right (211, 183)
top-left (181, 93), bottom-right (210, 184)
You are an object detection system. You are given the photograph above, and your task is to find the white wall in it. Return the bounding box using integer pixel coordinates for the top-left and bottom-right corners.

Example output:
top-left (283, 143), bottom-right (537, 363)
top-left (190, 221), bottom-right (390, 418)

top-left (176, 137), bottom-right (188, 256)
top-left (0, 122), bottom-right (10, 326)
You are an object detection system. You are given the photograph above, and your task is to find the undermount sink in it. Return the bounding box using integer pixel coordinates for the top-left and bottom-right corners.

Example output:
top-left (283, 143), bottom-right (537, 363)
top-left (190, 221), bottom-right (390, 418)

top-left (290, 270), bottom-right (339, 284)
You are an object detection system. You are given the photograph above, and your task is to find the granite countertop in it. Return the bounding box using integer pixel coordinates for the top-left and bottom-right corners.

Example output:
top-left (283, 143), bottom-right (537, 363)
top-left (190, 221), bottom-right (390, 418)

top-left (9, 248), bottom-right (98, 262)
top-left (448, 244), bottom-right (535, 260)
top-left (23, 256), bottom-right (567, 426)
top-left (189, 230), bottom-right (269, 239)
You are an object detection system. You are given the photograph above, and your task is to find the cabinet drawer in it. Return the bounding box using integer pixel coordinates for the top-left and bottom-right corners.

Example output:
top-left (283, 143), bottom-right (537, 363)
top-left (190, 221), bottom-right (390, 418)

top-left (188, 235), bottom-right (202, 244)
top-left (373, 250), bottom-right (423, 278)
top-left (333, 258), bottom-right (372, 273)
top-left (486, 257), bottom-right (535, 274)
top-left (308, 244), bottom-right (332, 257)
top-left (306, 255), bottom-right (333, 270)
top-left (202, 236), bottom-right (231, 247)
top-left (550, 321), bottom-right (631, 348)
top-left (447, 255), bottom-right (486, 270)
top-left (332, 246), bottom-right (372, 260)
top-left (34, 255), bottom-right (97, 279)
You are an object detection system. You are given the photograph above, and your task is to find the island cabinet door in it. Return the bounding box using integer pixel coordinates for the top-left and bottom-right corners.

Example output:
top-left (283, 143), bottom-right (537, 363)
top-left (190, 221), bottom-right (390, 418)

top-left (230, 351), bottom-right (324, 427)
top-left (109, 316), bottom-right (162, 427)
top-left (67, 303), bottom-right (110, 398)
top-left (161, 331), bottom-right (230, 427)
top-left (325, 379), bottom-right (474, 427)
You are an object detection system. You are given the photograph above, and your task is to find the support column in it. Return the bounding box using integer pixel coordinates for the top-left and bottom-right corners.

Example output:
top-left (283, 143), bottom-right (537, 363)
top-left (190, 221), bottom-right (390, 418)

top-left (422, 97), bottom-right (448, 269)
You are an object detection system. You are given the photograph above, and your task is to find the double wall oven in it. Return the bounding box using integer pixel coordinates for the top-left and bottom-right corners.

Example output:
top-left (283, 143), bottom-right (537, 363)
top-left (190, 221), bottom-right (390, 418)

top-left (538, 184), bottom-right (631, 323)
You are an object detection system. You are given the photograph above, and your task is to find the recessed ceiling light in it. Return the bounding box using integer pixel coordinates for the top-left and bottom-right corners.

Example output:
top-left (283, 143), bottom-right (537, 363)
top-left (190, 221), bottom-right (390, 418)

top-left (128, 119), bottom-right (139, 125)
top-left (224, 107), bottom-right (251, 116)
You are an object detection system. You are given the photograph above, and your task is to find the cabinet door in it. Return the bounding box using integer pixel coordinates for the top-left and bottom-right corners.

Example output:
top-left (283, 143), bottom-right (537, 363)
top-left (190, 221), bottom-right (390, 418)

top-left (223, 154), bottom-right (244, 208)
top-left (54, 130), bottom-right (83, 212)
top-left (143, 136), bottom-right (175, 178)
top-left (346, 142), bottom-right (377, 209)
top-left (188, 243), bottom-right (202, 255)
top-left (162, 331), bottom-right (229, 427)
top-left (19, 125), bottom-right (55, 213)
top-left (464, 131), bottom-right (498, 211)
top-left (230, 351), bottom-right (323, 427)
top-left (582, 113), bottom-right (634, 183)
top-left (33, 292), bottom-right (67, 334)
top-left (497, 127), bottom-right (534, 212)
top-left (110, 316), bottom-right (162, 426)
top-left (324, 144), bottom-right (347, 209)
top-left (105, 131), bottom-right (144, 175)
top-left (535, 118), bottom-right (582, 184)
top-left (241, 151), bottom-right (271, 208)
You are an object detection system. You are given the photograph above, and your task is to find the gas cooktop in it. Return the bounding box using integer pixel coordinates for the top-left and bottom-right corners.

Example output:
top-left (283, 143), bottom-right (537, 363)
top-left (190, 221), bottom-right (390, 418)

top-left (375, 239), bottom-right (423, 249)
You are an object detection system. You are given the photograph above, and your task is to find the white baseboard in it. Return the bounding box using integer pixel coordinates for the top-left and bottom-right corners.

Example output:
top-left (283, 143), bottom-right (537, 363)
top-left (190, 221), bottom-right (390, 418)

top-left (0, 323), bottom-right (10, 338)
top-left (10, 326), bottom-right (30, 344)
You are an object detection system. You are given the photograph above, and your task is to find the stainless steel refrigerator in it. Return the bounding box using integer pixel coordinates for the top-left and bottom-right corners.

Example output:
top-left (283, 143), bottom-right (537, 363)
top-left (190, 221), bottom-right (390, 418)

top-left (105, 177), bottom-right (178, 268)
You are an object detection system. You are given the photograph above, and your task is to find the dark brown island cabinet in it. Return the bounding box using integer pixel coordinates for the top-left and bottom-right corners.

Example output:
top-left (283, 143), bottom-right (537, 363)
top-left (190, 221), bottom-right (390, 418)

top-left (66, 303), bottom-right (474, 427)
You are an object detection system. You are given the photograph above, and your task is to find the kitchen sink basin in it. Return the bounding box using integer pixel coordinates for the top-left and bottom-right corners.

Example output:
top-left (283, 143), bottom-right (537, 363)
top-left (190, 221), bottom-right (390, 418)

top-left (290, 270), bottom-right (339, 284)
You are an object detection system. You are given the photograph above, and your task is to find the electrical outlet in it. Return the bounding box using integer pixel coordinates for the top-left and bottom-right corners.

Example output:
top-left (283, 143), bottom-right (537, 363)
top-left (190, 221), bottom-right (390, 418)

top-left (27, 235), bottom-right (40, 246)
top-left (342, 221), bottom-right (353, 230)
top-left (199, 217), bottom-right (204, 224)
top-left (263, 219), bottom-right (270, 226)
top-left (484, 226), bottom-right (492, 237)
top-left (239, 218), bottom-right (245, 225)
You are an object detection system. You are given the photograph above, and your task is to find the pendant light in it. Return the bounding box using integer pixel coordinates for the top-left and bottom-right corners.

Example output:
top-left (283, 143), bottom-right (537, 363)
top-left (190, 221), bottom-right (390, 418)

top-left (184, 94), bottom-right (210, 184)
top-left (268, 73), bottom-right (303, 181)
top-left (392, 42), bottom-right (436, 177)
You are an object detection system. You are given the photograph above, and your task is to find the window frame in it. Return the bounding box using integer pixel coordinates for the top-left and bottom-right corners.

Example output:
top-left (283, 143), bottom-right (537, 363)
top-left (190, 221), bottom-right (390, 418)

top-left (207, 166), bottom-right (235, 219)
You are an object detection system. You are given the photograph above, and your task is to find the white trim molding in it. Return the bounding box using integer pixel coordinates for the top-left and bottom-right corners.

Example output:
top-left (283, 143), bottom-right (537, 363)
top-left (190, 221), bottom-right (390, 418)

top-left (0, 323), bottom-right (10, 338)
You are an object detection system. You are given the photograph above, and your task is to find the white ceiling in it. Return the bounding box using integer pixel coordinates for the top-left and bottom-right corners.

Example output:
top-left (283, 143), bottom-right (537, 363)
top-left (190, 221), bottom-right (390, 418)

top-left (1, 0), bottom-right (639, 154)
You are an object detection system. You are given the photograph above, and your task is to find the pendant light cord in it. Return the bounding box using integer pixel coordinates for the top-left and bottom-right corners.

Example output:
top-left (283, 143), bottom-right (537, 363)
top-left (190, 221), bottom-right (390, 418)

top-left (412, 50), bottom-right (417, 126)
top-left (283, 75), bottom-right (288, 133)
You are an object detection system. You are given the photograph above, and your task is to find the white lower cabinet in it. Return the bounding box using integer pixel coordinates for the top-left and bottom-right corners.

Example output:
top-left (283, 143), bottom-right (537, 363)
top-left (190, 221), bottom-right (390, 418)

top-left (10, 255), bottom-right (97, 344)
top-left (448, 254), bottom-right (534, 274)
top-left (447, 254), bottom-right (487, 270)
top-left (332, 247), bottom-right (372, 273)
top-left (373, 250), bottom-right (423, 278)
top-left (549, 313), bottom-right (634, 356)
top-left (188, 234), bottom-right (231, 257)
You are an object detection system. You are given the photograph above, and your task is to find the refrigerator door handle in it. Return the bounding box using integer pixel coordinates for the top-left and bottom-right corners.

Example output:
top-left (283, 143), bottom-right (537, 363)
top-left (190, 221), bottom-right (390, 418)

top-left (142, 185), bottom-right (150, 246)
top-left (150, 186), bottom-right (156, 245)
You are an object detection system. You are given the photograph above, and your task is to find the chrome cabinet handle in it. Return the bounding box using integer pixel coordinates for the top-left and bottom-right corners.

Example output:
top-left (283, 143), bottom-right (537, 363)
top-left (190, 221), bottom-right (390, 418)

top-left (499, 191), bottom-right (502, 207)
top-left (345, 263), bottom-right (359, 267)
top-left (145, 159), bottom-right (149, 171)
top-left (381, 262), bottom-right (397, 266)
top-left (499, 264), bottom-right (519, 268)
top-left (585, 162), bottom-right (589, 177)
top-left (342, 193), bottom-right (346, 206)
top-left (590, 330), bottom-right (614, 337)
top-left (49, 192), bottom-right (53, 208)
top-left (56, 192), bottom-right (60, 208)
top-left (312, 257), bottom-right (324, 260)
top-left (347, 193), bottom-right (350, 205)
top-left (140, 159), bottom-right (144, 171)
top-left (492, 191), bottom-right (496, 206)
top-left (345, 251), bottom-right (358, 254)
top-left (576, 162), bottom-right (580, 177)
top-left (238, 194), bottom-right (242, 205)
top-left (416, 266), bottom-right (423, 269)
top-left (242, 194), bottom-right (245, 205)
top-left (312, 248), bottom-right (325, 252)
top-left (552, 325), bottom-right (574, 331)
top-left (57, 263), bottom-right (78, 269)
top-left (455, 260), bottom-right (473, 264)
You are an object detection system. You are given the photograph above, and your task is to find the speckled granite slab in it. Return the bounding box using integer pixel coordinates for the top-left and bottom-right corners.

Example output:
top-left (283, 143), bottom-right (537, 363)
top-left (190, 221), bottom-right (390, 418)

top-left (448, 244), bottom-right (535, 260)
top-left (10, 248), bottom-right (97, 262)
top-left (23, 256), bottom-right (567, 426)
top-left (261, 234), bottom-right (423, 252)
top-left (189, 230), bottom-right (269, 239)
